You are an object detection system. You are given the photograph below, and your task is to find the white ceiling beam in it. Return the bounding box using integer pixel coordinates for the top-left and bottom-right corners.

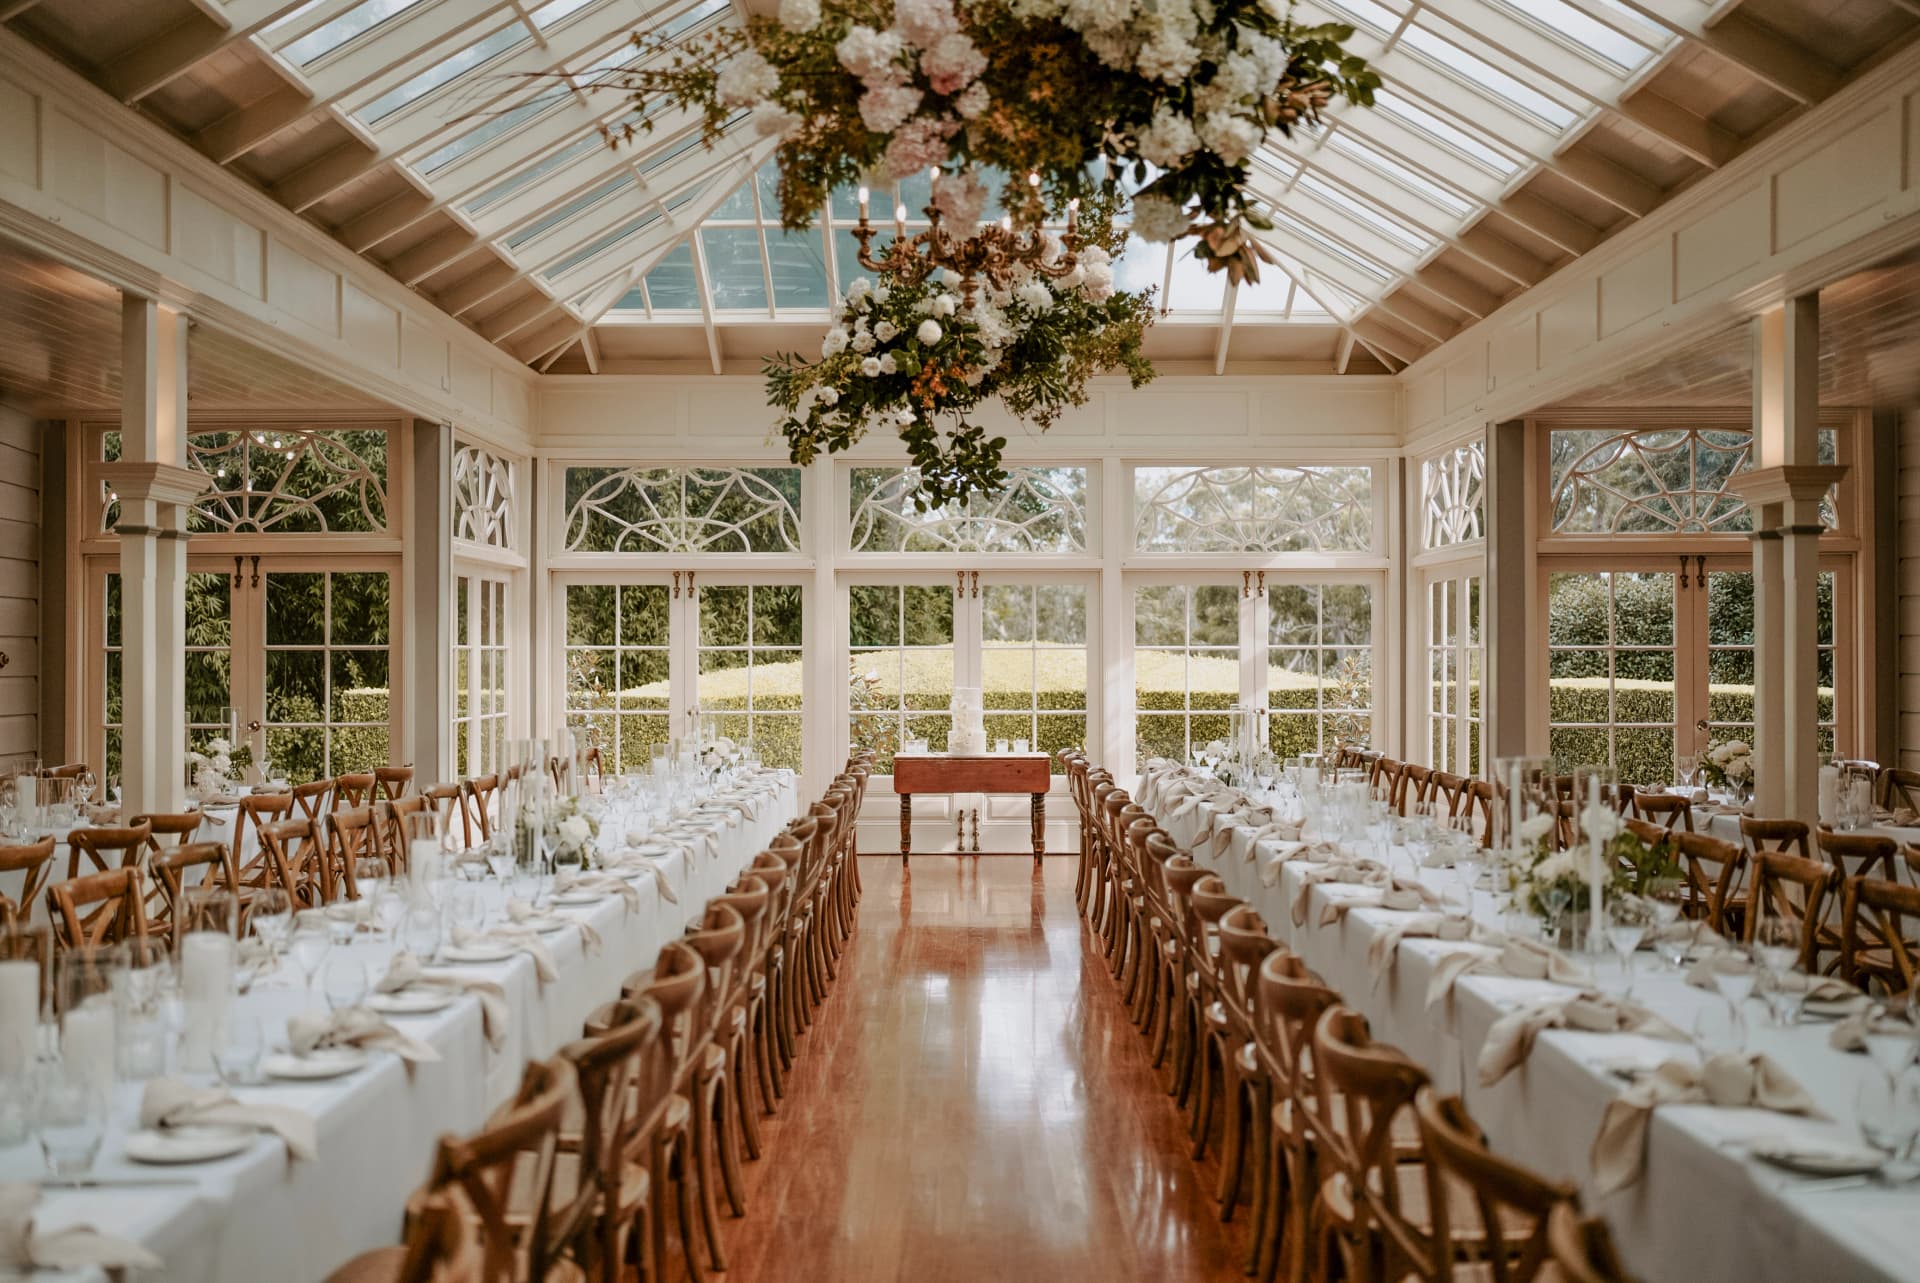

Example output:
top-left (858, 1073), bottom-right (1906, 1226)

top-left (1586, 0), bottom-right (1841, 104)
top-left (1334, 331), bottom-right (1356, 375)
top-left (1400, 263), bottom-right (1499, 319)
top-left (1491, 191), bottom-right (1599, 257)
top-left (1253, 224), bottom-right (1449, 345)
top-left (1268, 265), bottom-right (1405, 371)
top-left (688, 226), bottom-right (723, 374)
top-left (582, 329), bottom-right (601, 374)
top-left (478, 289), bottom-right (572, 344)
top-left (517, 316), bottom-right (587, 365)
top-left (1349, 317), bottom-right (1421, 367)
top-left (1213, 284), bottom-right (1237, 375)
top-left (535, 336), bottom-right (579, 372)
top-left (437, 259), bottom-right (525, 314)
top-left (101, 0), bottom-right (313, 102)
top-left (1615, 91), bottom-right (1738, 168)
top-left (387, 225), bottom-right (490, 285)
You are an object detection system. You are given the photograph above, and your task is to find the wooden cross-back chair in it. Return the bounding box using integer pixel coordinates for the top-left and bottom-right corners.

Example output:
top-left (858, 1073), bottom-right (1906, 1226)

top-left (1255, 949), bottom-right (1347, 1283)
top-left (234, 793), bottom-right (295, 888)
top-left (1840, 876), bottom-right (1920, 998)
top-left (1879, 767), bottom-right (1920, 815)
top-left (149, 841), bottom-right (243, 943)
top-left (1817, 828), bottom-right (1900, 883)
top-left (1545, 1203), bottom-right (1635, 1283)
top-left (1744, 851), bottom-right (1836, 975)
top-left (257, 816), bottom-right (326, 907)
top-left (462, 775), bottom-right (501, 848)
top-left (133, 812), bottom-right (204, 855)
top-left (680, 902), bottom-right (749, 1265)
top-left (65, 822), bottom-right (153, 879)
top-left (1369, 757), bottom-right (1402, 804)
top-left (1429, 771), bottom-right (1471, 821)
top-left (379, 795), bottom-right (429, 876)
top-left (1629, 791), bottom-right (1693, 833)
top-left (1673, 831), bottom-right (1747, 937)
top-left (332, 773), bottom-right (378, 812)
top-left (47, 865), bottom-right (149, 949)
top-left (1468, 780), bottom-right (1498, 849)
top-left (39, 763), bottom-right (88, 780)
top-left (422, 784), bottom-right (466, 853)
top-left (628, 941), bottom-right (711, 1279)
top-left (326, 806), bottom-right (380, 901)
top-left (560, 996), bottom-right (665, 1283)
top-left (373, 765), bottom-right (414, 803)
top-left (290, 778), bottom-right (332, 828)
top-left (1413, 1087), bottom-right (1577, 1283)
top-left (1739, 816), bottom-right (1810, 859)
top-left (1396, 763), bottom-right (1434, 816)
top-left (0, 837), bottom-right (55, 929)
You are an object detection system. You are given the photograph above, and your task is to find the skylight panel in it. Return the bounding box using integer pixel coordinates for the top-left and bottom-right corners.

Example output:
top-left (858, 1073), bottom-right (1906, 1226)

top-left (547, 208), bottom-right (665, 281)
top-left (702, 226), bottom-right (771, 311)
top-left (507, 174), bottom-right (634, 249)
top-left (1290, 223), bottom-right (1390, 281)
top-left (1112, 237), bottom-right (1167, 301)
top-left (1324, 132), bottom-right (1472, 217)
top-left (1399, 21), bottom-right (1579, 131)
top-left (1166, 249), bottom-right (1227, 312)
top-left (1233, 264), bottom-right (1294, 313)
top-left (529, 0), bottom-right (599, 29)
top-left (463, 123), bottom-right (608, 210)
top-left (613, 284), bottom-right (649, 312)
top-left (643, 244), bottom-right (700, 311)
top-left (1488, 0), bottom-right (1660, 75)
top-left (1371, 90), bottom-right (1522, 179)
top-left (767, 229), bottom-right (831, 308)
top-left (1295, 173), bottom-right (1431, 254)
top-left (421, 91), bottom-right (565, 175)
top-left (276, 0), bottom-right (431, 69)
top-left (359, 19), bottom-right (531, 125)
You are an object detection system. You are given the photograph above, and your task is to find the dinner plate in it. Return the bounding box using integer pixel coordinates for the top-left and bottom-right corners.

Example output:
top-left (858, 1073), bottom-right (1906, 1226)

top-left (1801, 997), bottom-right (1867, 1020)
top-left (552, 890), bottom-right (604, 906)
top-left (513, 915), bottom-right (570, 934)
top-left (262, 1048), bottom-right (368, 1081)
top-left (1749, 1139), bottom-right (1885, 1177)
top-left (125, 1125), bottom-right (255, 1165)
top-left (441, 943), bottom-right (516, 963)
top-left (367, 988), bottom-right (457, 1015)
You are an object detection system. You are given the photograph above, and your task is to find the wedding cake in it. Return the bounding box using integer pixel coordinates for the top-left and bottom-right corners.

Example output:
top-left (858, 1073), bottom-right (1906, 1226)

top-left (947, 685), bottom-right (988, 755)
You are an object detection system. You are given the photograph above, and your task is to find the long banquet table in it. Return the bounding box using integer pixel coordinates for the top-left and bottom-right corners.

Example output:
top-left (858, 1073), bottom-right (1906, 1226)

top-left (2, 769), bottom-right (799, 1283)
top-left (1142, 765), bottom-right (1919, 1283)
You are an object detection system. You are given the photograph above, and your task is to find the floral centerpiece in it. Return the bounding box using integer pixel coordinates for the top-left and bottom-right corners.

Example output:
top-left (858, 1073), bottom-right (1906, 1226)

top-left (1701, 740), bottom-right (1754, 797)
top-left (766, 196), bottom-right (1153, 505)
top-left (186, 737), bottom-right (252, 800)
top-left (1506, 809), bottom-right (1681, 922)
top-left (697, 735), bottom-right (741, 772)
top-left (515, 792), bottom-right (600, 868)
top-left (603, 0), bottom-right (1379, 285)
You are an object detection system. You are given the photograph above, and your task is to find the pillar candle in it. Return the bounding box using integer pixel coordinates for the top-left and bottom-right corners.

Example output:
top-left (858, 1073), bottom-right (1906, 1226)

top-left (178, 933), bottom-right (234, 1073)
top-left (411, 838), bottom-right (443, 893)
top-left (61, 997), bottom-right (115, 1096)
top-left (0, 959), bottom-right (37, 1075)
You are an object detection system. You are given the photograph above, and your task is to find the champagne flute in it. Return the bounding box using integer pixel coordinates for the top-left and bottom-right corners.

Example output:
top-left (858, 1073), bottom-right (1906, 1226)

top-left (1604, 895), bottom-right (1651, 997)
top-left (288, 914), bottom-right (331, 995)
top-left (1856, 1069), bottom-right (1920, 1183)
top-left (250, 889), bottom-right (292, 956)
top-left (1752, 913), bottom-right (1803, 1025)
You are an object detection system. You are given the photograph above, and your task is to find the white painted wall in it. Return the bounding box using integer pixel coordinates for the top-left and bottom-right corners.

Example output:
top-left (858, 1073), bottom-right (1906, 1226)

top-left (0, 404), bottom-right (37, 758)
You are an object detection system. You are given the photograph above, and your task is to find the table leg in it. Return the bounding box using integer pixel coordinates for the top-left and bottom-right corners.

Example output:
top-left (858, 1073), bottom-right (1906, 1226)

top-left (1031, 793), bottom-right (1045, 863)
top-left (899, 793), bottom-right (911, 865)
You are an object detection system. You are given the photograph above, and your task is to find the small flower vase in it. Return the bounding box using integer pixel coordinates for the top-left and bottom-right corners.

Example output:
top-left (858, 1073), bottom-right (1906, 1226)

top-left (1555, 911), bottom-right (1590, 953)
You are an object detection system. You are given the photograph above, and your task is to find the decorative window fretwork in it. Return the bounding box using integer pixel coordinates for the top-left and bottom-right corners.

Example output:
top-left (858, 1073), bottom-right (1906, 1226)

top-left (1133, 465), bottom-right (1374, 553)
top-left (563, 465), bottom-right (803, 553)
top-left (453, 444), bottom-right (516, 550)
top-left (848, 466), bottom-right (1090, 553)
top-left (102, 427), bottom-right (390, 534)
top-left (1422, 440), bottom-right (1484, 549)
top-left (1548, 427), bottom-right (1839, 535)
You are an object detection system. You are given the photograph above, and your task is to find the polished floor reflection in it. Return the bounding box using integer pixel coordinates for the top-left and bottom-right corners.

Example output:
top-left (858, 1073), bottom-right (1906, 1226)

top-left (723, 855), bottom-right (1246, 1282)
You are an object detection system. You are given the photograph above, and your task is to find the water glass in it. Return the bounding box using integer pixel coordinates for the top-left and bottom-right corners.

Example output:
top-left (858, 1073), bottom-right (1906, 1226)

top-left (1863, 1007), bottom-right (1919, 1080)
top-left (448, 883), bottom-right (486, 934)
top-left (322, 957), bottom-right (371, 1012)
top-left (213, 1009), bottom-right (264, 1086)
top-left (288, 915), bottom-right (332, 994)
top-left (34, 1066), bottom-right (105, 1178)
top-left (110, 938), bottom-right (172, 1081)
top-left (1856, 1069), bottom-right (1920, 1182)
top-left (400, 904), bottom-right (442, 963)
top-left (1604, 895), bottom-right (1651, 997)
top-left (181, 887), bottom-right (240, 940)
top-left (1692, 998), bottom-right (1745, 1055)
top-left (250, 889), bottom-right (293, 953)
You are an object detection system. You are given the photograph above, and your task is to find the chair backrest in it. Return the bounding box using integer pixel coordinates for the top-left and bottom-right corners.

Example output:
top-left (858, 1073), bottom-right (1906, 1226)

top-left (682, 902), bottom-right (746, 1046)
top-left (1217, 903), bottom-right (1275, 1030)
top-left (326, 806), bottom-right (379, 901)
top-left (1397, 763), bottom-right (1433, 814)
top-left (1544, 1203), bottom-right (1634, 1283)
top-left (1744, 851), bottom-right (1833, 972)
top-left (47, 865), bottom-right (149, 948)
top-left (1881, 767), bottom-right (1920, 814)
top-left (1468, 779), bottom-right (1498, 848)
top-left (290, 778), bottom-right (332, 828)
top-left (381, 794), bottom-right (429, 873)
top-left (560, 997), bottom-right (663, 1264)
top-left (1621, 817), bottom-right (1669, 850)
top-left (1738, 816), bottom-right (1810, 859)
top-left (1629, 791), bottom-right (1693, 832)
top-left (235, 792), bottom-right (295, 881)
top-left (331, 773), bottom-right (377, 812)
top-left (1370, 756), bottom-right (1401, 801)
top-left (258, 816), bottom-right (324, 906)
top-left (422, 784), bottom-right (465, 851)
top-left (132, 812), bottom-right (204, 853)
top-left (1258, 948), bottom-right (1339, 1110)
top-left (748, 851), bottom-right (792, 935)
top-left (374, 765), bottom-right (415, 803)
top-left (1414, 1087), bottom-right (1574, 1283)
top-left (1672, 831), bottom-right (1746, 934)
top-left (1313, 1006), bottom-right (1434, 1281)
top-left (1430, 771), bottom-right (1470, 819)
top-left (636, 941), bottom-right (706, 1079)
top-left (66, 822), bottom-right (154, 879)
top-left (1816, 827), bottom-right (1900, 882)
top-left (1840, 876), bottom-right (1920, 996)
top-left (710, 881), bottom-right (772, 990)
top-left (0, 837), bottom-right (55, 927)
top-left (149, 841), bottom-right (240, 941)
top-left (426, 1056), bottom-right (576, 1283)
top-left (464, 775), bottom-right (501, 846)
top-left (1188, 876), bottom-right (1240, 979)
top-left (40, 762), bottom-right (87, 780)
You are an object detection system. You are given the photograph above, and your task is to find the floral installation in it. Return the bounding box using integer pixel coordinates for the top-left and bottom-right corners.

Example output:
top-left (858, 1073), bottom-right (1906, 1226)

top-left (766, 195), bottom-right (1153, 506)
top-left (697, 735), bottom-right (741, 771)
top-left (516, 792), bottom-right (601, 867)
top-left (1505, 807), bottom-right (1680, 920)
top-left (601, 0), bottom-right (1380, 284)
top-left (1700, 739), bottom-right (1754, 793)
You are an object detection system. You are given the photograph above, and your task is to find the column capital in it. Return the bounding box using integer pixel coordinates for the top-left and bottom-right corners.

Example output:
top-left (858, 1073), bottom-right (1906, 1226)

top-left (97, 461), bottom-right (209, 509)
top-left (1723, 464), bottom-right (1846, 508)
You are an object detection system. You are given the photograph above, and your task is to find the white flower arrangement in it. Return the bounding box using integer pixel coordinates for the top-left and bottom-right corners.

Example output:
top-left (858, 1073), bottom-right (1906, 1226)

top-left (1702, 739), bottom-right (1755, 790)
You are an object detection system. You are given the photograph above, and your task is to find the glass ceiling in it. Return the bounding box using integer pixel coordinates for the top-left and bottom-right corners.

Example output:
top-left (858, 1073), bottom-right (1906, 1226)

top-left (239, 0), bottom-right (1687, 359)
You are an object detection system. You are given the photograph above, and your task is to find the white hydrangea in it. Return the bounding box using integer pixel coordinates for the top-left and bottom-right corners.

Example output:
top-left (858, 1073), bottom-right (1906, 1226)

top-left (777, 0), bottom-right (820, 31)
top-left (1062, 0), bottom-right (1136, 34)
top-left (1135, 106), bottom-right (1200, 167)
top-left (1009, 0), bottom-right (1068, 19)
top-left (835, 25), bottom-right (905, 83)
top-left (874, 320), bottom-right (899, 342)
top-left (715, 50), bottom-right (779, 108)
top-left (753, 103), bottom-right (802, 139)
top-left (931, 169), bottom-right (988, 232)
top-left (932, 292), bottom-right (958, 317)
top-left (1081, 26), bottom-right (1137, 70)
top-left (821, 328), bottom-right (849, 357)
top-left (893, 407), bottom-right (916, 425)
top-left (875, 286), bottom-right (892, 303)
top-left (1016, 279), bottom-right (1054, 312)
top-left (846, 277), bottom-right (872, 300)
top-left (859, 81), bottom-right (923, 133)
top-left (1198, 112), bottom-right (1262, 166)
top-left (818, 387), bottom-right (840, 407)
top-left (851, 330), bottom-right (876, 353)
top-left (922, 32), bottom-right (986, 95)
top-left (1130, 192), bottom-right (1189, 242)
top-left (917, 319), bottom-right (943, 344)
top-left (953, 81), bottom-right (990, 120)
top-left (1136, 32), bottom-right (1200, 82)
top-left (893, 0), bottom-right (960, 47)
top-left (559, 815), bottom-right (592, 847)
top-left (860, 356), bottom-right (882, 376)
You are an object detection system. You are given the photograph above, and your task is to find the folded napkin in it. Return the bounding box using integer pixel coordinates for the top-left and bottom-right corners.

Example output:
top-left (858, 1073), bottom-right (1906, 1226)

top-left (1480, 992), bottom-right (1688, 1088)
top-left (450, 925), bottom-right (558, 984)
top-left (378, 954), bottom-right (509, 1050)
top-left (1316, 879), bottom-right (1439, 928)
top-left (554, 871), bottom-right (642, 915)
top-left (288, 1006), bottom-right (440, 1065)
top-left (1827, 1008), bottom-right (1911, 1053)
top-left (1684, 948), bottom-right (1758, 991)
top-left (601, 855), bottom-right (679, 905)
top-left (140, 1078), bottom-right (316, 1160)
top-left (1289, 859), bottom-right (1387, 927)
top-left (1765, 972), bottom-right (1860, 1002)
top-left (1238, 822), bottom-right (1305, 859)
top-left (1256, 842), bottom-right (1307, 887)
top-left (506, 898), bottom-right (602, 955)
top-left (1591, 1053), bottom-right (1821, 1194)
top-left (1429, 935), bottom-right (1594, 1008)
top-left (0, 1182), bottom-right (162, 1272)
top-left (1366, 911), bottom-right (1477, 983)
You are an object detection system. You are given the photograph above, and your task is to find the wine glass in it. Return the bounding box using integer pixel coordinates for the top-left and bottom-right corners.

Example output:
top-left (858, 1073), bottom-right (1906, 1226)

top-left (1856, 1069), bottom-right (1920, 1183)
top-left (1707, 948), bottom-right (1758, 1042)
top-left (1752, 913), bottom-right (1803, 1025)
top-left (33, 1065), bottom-right (105, 1178)
top-left (213, 1009), bottom-right (264, 1086)
top-left (73, 769), bottom-right (96, 810)
top-left (401, 903), bottom-right (442, 963)
top-left (288, 914), bottom-right (331, 995)
top-left (485, 838), bottom-right (515, 884)
top-left (1692, 997), bottom-right (1744, 1056)
top-left (1645, 882), bottom-right (1688, 970)
top-left (1604, 895), bottom-right (1651, 997)
top-left (1863, 1005), bottom-right (1919, 1080)
top-left (251, 889), bottom-right (292, 955)
top-left (322, 956), bottom-right (371, 1012)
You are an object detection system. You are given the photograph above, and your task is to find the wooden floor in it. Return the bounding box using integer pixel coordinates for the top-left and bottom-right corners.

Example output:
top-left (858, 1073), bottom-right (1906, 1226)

top-left (719, 854), bottom-right (1248, 1282)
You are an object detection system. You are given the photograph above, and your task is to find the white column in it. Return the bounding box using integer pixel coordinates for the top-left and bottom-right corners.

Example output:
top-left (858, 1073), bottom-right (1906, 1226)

top-left (1730, 297), bottom-right (1844, 824)
top-left (405, 421), bottom-right (454, 781)
top-left (101, 298), bottom-right (204, 819)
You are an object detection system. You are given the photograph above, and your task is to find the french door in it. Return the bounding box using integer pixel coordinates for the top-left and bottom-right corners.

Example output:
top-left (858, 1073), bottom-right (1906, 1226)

top-left (90, 555), bottom-right (399, 786)
top-left (555, 572), bottom-right (809, 775)
top-left (1129, 573), bottom-right (1380, 770)
top-left (1540, 556), bottom-right (1848, 786)
top-left (1422, 567), bottom-right (1483, 778)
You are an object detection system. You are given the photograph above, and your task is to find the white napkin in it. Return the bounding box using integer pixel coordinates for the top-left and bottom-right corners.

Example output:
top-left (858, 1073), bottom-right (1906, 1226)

top-left (0, 1183), bottom-right (162, 1271)
top-left (554, 871), bottom-right (642, 915)
top-left (1479, 992), bottom-right (1688, 1087)
top-left (140, 1079), bottom-right (316, 1160)
top-left (1592, 1053), bottom-right (1820, 1193)
top-left (1427, 935), bottom-right (1593, 1007)
top-left (450, 925), bottom-right (559, 983)
top-left (378, 953), bottom-right (508, 1050)
top-left (1366, 911), bottom-right (1477, 983)
top-left (288, 1006), bottom-right (440, 1065)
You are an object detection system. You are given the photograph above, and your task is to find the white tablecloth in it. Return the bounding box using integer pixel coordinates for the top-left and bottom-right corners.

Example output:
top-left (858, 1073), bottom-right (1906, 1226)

top-left (2, 771), bottom-right (798, 1283)
top-left (1143, 767), bottom-right (1919, 1283)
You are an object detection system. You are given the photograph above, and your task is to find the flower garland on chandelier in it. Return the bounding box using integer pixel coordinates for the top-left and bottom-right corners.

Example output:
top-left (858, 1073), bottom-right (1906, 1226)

top-left (604, 0), bottom-right (1380, 284)
top-left (765, 198), bottom-right (1154, 508)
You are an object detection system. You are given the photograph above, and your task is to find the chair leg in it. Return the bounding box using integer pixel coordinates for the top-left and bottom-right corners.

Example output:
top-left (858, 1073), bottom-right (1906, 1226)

top-left (732, 1023), bottom-right (762, 1159)
top-left (691, 1078), bottom-right (729, 1268)
top-left (755, 992), bottom-right (780, 1112)
top-left (714, 1061), bottom-right (749, 1215)
top-left (1191, 1037), bottom-right (1218, 1158)
top-left (1217, 1059), bottom-right (1247, 1219)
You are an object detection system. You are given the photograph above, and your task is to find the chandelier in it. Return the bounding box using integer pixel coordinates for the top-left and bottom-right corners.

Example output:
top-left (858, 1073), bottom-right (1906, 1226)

top-left (852, 170), bottom-right (1079, 306)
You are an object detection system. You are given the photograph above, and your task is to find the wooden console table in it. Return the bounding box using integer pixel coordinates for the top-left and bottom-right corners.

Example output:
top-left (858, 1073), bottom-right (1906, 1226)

top-left (892, 753), bottom-right (1050, 864)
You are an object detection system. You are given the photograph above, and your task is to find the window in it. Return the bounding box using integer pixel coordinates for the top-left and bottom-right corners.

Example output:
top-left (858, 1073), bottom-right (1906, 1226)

top-left (263, 570), bottom-right (393, 781)
top-left (1425, 573), bottom-right (1482, 776)
top-left (849, 467), bottom-right (1089, 553)
top-left (453, 575), bottom-right (510, 777)
top-left (697, 585), bottom-right (805, 772)
top-left (849, 584), bottom-right (955, 774)
top-left (982, 584), bottom-right (1089, 770)
top-left (1267, 585), bottom-right (1374, 759)
top-left (1135, 465), bottom-right (1374, 553)
top-left (1423, 440), bottom-right (1485, 549)
top-left (101, 569), bottom-right (235, 786)
top-left (1548, 426), bottom-right (1839, 535)
top-left (563, 465), bottom-right (803, 553)
top-left (102, 426), bottom-right (392, 535)
top-left (453, 444), bottom-right (517, 551)
top-left (1133, 583), bottom-right (1240, 768)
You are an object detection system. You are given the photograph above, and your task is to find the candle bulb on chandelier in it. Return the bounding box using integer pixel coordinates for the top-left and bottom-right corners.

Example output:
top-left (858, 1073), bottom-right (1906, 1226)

top-left (857, 186), bottom-right (869, 218)
top-left (1066, 198), bottom-right (1079, 232)
top-left (894, 203), bottom-right (907, 236)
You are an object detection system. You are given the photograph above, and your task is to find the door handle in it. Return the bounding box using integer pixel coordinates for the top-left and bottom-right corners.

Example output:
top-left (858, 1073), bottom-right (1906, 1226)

top-left (246, 720), bottom-right (262, 733)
